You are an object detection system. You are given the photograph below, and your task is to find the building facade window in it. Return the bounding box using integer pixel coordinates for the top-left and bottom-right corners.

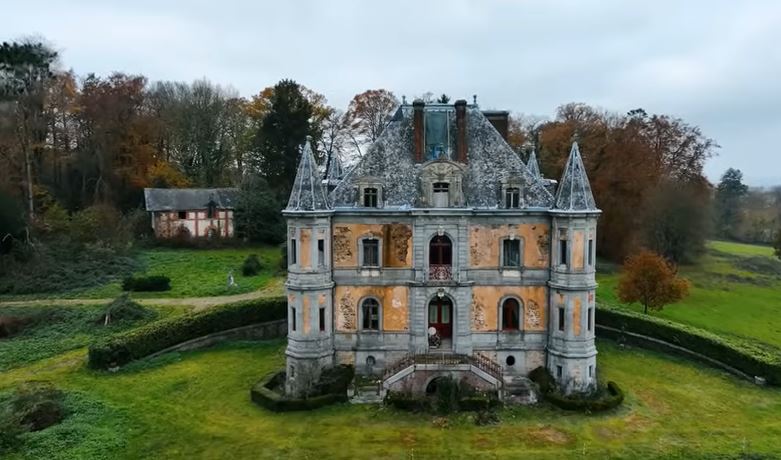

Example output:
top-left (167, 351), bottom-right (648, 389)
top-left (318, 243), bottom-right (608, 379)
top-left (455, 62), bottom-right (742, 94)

top-left (587, 307), bottom-right (593, 332)
top-left (290, 238), bottom-right (297, 265)
top-left (558, 307), bottom-right (565, 331)
top-left (432, 182), bottom-right (450, 207)
top-left (588, 238), bottom-right (594, 266)
top-left (505, 187), bottom-right (520, 208)
top-left (319, 307), bottom-right (325, 332)
top-left (178, 211), bottom-right (187, 219)
top-left (362, 238), bottom-right (380, 267)
top-left (363, 187), bottom-right (378, 207)
top-left (361, 298), bottom-right (380, 330)
top-left (501, 298), bottom-right (521, 330)
top-left (317, 239), bottom-right (325, 266)
top-left (556, 365), bottom-right (563, 380)
top-left (291, 307), bottom-right (297, 332)
top-left (502, 239), bottom-right (522, 268)
top-left (559, 239), bottom-right (568, 266)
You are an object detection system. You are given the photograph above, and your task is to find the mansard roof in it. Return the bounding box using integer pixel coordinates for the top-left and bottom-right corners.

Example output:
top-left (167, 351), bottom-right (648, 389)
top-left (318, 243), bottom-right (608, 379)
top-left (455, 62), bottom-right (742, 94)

top-left (144, 187), bottom-right (237, 211)
top-left (526, 151), bottom-right (541, 179)
top-left (330, 103), bottom-right (554, 209)
top-left (553, 142), bottom-right (598, 211)
top-left (286, 140), bottom-right (330, 211)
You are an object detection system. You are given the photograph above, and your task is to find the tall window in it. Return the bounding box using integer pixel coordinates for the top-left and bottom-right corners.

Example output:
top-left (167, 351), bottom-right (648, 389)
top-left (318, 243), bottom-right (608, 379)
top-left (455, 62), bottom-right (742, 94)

top-left (319, 307), bottom-right (325, 332)
top-left (317, 239), bottom-right (325, 266)
top-left (559, 239), bottom-right (568, 266)
top-left (361, 298), bottom-right (380, 330)
top-left (432, 182), bottom-right (449, 207)
top-left (505, 187), bottom-right (520, 208)
top-left (502, 298), bottom-right (521, 330)
top-left (558, 307), bottom-right (565, 331)
top-left (587, 307), bottom-right (594, 332)
top-left (588, 239), bottom-right (594, 266)
top-left (291, 307), bottom-right (297, 332)
top-left (502, 239), bottom-right (521, 268)
top-left (362, 239), bottom-right (379, 267)
top-left (557, 366), bottom-right (563, 380)
top-left (363, 187), bottom-right (378, 207)
top-left (290, 238), bottom-right (297, 265)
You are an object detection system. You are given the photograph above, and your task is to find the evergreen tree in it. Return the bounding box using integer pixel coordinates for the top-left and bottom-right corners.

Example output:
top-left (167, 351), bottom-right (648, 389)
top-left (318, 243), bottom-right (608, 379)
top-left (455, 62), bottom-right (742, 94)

top-left (714, 168), bottom-right (749, 239)
top-left (250, 79), bottom-right (313, 199)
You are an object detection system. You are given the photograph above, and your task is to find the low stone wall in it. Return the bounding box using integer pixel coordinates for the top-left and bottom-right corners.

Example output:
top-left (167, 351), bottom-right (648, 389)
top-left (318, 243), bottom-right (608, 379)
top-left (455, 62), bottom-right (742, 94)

top-left (596, 324), bottom-right (754, 382)
top-left (146, 319), bottom-right (287, 359)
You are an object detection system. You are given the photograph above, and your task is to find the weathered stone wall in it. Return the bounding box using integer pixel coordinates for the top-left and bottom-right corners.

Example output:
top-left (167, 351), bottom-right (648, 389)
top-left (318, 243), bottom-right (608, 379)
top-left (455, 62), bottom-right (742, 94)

top-left (469, 223), bottom-right (550, 269)
top-left (334, 285), bottom-right (410, 332)
top-left (332, 223), bottom-right (413, 268)
top-left (470, 285), bottom-right (547, 332)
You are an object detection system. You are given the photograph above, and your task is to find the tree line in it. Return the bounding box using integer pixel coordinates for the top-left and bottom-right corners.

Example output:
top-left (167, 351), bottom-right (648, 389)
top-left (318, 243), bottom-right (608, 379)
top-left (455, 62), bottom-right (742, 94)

top-left (3, 38), bottom-right (776, 265)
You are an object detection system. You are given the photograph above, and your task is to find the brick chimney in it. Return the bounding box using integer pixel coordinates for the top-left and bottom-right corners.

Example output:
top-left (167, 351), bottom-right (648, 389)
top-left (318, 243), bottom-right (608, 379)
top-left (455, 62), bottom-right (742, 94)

top-left (455, 99), bottom-right (468, 163)
top-left (413, 100), bottom-right (425, 163)
top-left (482, 110), bottom-right (509, 141)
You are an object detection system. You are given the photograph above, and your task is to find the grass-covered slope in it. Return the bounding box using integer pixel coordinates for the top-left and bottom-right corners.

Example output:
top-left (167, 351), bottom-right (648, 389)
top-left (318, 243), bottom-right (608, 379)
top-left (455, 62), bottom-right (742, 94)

top-left (598, 240), bottom-right (781, 347)
top-left (0, 340), bottom-right (779, 459)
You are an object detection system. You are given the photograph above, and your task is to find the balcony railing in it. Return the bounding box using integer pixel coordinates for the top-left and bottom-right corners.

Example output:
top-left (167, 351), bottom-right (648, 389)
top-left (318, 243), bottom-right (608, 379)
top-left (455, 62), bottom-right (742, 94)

top-left (428, 264), bottom-right (452, 281)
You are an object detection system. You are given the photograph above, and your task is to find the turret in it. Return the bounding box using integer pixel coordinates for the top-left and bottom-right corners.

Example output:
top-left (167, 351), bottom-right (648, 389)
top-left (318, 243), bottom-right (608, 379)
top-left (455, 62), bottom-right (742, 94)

top-left (284, 140), bottom-right (335, 397)
top-left (547, 142), bottom-right (600, 394)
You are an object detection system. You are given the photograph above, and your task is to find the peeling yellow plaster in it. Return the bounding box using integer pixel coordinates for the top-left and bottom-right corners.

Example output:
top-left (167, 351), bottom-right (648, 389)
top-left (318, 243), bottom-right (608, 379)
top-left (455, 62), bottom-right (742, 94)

top-left (299, 229), bottom-right (311, 269)
top-left (334, 285), bottom-right (409, 332)
top-left (471, 286), bottom-right (547, 332)
top-left (302, 295), bottom-right (311, 334)
top-left (469, 224), bottom-right (550, 269)
top-left (333, 223), bottom-right (412, 268)
top-left (573, 230), bottom-right (585, 269)
top-left (573, 297), bottom-right (582, 336)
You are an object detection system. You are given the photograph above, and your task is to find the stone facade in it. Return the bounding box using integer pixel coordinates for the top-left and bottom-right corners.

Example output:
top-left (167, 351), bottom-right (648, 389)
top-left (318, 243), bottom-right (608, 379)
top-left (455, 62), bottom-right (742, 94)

top-left (283, 100), bottom-right (600, 397)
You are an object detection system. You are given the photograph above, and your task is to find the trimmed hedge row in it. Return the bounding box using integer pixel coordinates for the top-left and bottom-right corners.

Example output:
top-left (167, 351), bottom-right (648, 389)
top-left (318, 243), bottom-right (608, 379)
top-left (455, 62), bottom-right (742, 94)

top-left (529, 366), bottom-right (624, 412)
top-left (250, 371), bottom-right (349, 412)
top-left (121, 275), bottom-right (170, 292)
top-left (597, 304), bottom-right (781, 385)
top-left (88, 296), bottom-right (286, 369)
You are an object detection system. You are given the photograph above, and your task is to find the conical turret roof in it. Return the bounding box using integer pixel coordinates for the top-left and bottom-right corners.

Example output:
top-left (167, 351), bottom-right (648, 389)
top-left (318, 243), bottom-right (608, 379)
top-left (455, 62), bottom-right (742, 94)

top-left (526, 151), bottom-right (541, 179)
top-left (553, 142), bottom-right (597, 211)
top-left (286, 140), bottom-right (330, 211)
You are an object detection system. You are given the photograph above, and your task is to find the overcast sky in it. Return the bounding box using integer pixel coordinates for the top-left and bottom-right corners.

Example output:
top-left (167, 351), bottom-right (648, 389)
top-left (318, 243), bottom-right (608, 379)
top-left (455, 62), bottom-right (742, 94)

top-left (6, 0), bottom-right (781, 186)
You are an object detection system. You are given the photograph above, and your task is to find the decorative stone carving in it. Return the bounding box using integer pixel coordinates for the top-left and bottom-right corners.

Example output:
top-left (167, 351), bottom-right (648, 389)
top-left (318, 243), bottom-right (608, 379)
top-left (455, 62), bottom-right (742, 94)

top-left (333, 226), bottom-right (352, 263)
top-left (339, 288), bottom-right (355, 330)
top-left (389, 224), bottom-right (412, 264)
top-left (526, 299), bottom-right (542, 329)
top-left (419, 160), bottom-right (466, 207)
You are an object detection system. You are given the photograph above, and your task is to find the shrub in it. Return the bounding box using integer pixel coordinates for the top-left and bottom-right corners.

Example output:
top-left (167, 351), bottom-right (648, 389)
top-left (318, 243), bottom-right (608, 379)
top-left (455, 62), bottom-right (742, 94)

top-left (528, 366), bottom-right (555, 393)
top-left (121, 275), bottom-right (171, 292)
top-left (8, 381), bottom-right (66, 432)
top-left (88, 296), bottom-right (286, 369)
top-left (250, 370), bottom-right (350, 412)
top-left (384, 392), bottom-right (431, 412)
top-left (542, 381), bottom-right (624, 412)
top-left (313, 364), bottom-right (355, 395)
top-left (242, 254), bottom-right (262, 276)
top-left (98, 294), bottom-right (155, 325)
top-left (474, 409), bottom-right (500, 426)
top-left (597, 304), bottom-right (781, 385)
top-left (0, 316), bottom-right (29, 338)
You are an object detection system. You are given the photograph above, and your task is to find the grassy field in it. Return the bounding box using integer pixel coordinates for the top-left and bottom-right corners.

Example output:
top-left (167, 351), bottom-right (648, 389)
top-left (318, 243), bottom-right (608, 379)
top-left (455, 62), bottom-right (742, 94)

top-left (1, 245), bottom-right (282, 300)
top-left (0, 340), bottom-right (779, 459)
top-left (598, 240), bottom-right (781, 348)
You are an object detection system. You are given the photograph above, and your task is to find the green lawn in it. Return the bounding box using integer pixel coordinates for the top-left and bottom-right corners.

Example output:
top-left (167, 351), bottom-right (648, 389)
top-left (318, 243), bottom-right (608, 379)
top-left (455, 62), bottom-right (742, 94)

top-left (1, 245), bottom-right (282, 300)
top-left (598, 241), bottom-right (781, 348)
top-left (0, 340), bottom-right (779, 459)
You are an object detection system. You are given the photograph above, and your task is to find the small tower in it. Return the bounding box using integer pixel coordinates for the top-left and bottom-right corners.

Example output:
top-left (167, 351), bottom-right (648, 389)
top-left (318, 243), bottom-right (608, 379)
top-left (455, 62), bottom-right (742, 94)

top-left (283, 140), bottom-right (334, 397)
top-left (526, 151), bottom-right (541, 179)
top-left (547, 142), bottom-right (600, 394)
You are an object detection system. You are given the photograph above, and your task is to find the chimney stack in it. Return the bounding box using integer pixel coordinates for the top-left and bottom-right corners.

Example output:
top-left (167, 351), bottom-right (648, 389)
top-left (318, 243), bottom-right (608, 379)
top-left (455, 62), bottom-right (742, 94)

top-left (413, 100), bottom-right (425, 163)
top-left (455, 99), bottom-right (468, 163)
top-left (482, 110), bottom-right (509, 141)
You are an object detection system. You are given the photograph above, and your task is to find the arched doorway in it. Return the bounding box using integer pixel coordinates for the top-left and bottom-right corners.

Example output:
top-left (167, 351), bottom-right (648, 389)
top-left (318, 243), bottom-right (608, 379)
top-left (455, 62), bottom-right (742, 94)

top-left (429, 235), bottom-right (452, 280)
top-left (428, 296), bottom-right (453, 340)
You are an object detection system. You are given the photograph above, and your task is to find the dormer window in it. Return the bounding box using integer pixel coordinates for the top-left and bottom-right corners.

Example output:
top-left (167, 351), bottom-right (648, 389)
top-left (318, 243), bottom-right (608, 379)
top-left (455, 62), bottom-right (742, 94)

top-left (505, 187), bottom-right (520, 208)
top-left (363, 187), bottom-right (378, 207)
top-left (432, 182), bottom-right (449, 207)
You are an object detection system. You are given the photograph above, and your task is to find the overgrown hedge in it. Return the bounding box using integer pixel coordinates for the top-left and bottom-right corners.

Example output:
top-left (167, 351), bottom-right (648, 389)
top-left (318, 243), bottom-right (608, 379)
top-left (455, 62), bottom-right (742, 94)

top-left (597, 304), bottom-right (781, 385)
top-left (88, 296), bottom-right (286, 369)
top-left (250, 371), bottom-right (349, 412)
top-left (529, 366), bottom-right (624, 412)
top-left (121, 275), bottom-right (170, 292)
top-left (384, 391), bottom-right (501, 413)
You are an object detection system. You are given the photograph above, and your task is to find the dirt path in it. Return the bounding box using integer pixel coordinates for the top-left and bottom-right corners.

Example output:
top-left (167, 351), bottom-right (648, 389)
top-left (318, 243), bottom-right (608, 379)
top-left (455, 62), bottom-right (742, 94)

top-left (0, 278), bottom-right (285, 311)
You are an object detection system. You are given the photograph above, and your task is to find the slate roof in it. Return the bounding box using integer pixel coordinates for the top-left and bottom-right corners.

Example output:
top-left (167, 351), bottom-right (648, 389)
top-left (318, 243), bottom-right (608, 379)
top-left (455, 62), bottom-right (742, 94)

top-left (144, 188), bottom-right (238, 212)
top-left (553, 142), bottom-right (598, 211)
top-left (329, 105), bottom-right (555, 209)
top-left (286, 140), bottom-right (330, 211)
top-left (526, 151), bottom-right (541, 179)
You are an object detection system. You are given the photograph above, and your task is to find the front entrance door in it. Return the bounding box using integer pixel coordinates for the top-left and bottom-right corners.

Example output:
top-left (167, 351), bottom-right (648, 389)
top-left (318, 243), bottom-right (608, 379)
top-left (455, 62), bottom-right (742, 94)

top-left (428, 297), bottom-right (453, 339)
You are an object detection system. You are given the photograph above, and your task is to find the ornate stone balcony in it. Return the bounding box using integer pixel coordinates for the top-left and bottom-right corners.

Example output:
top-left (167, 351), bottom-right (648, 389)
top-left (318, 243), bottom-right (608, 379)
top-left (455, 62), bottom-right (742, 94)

top-left (428, 264), bottom-right (452, 281)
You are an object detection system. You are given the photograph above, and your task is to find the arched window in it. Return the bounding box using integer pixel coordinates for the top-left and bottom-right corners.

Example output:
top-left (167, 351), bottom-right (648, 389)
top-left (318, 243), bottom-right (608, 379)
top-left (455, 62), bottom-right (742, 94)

top-left (361, 298), bottom-right (380, 330)
top-left (501, 298), bottom-right (521, 331)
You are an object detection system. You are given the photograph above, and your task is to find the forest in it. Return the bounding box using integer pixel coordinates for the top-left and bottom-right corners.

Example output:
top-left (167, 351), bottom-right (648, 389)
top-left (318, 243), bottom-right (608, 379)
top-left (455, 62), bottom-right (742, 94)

top-left (1, 39), bottom-right (779, 274)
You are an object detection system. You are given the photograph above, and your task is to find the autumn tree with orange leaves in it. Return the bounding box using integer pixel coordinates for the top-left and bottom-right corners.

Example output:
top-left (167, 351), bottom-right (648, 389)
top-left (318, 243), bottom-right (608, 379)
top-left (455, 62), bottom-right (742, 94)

top-left (617, 250), bottom-right (690, 314)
